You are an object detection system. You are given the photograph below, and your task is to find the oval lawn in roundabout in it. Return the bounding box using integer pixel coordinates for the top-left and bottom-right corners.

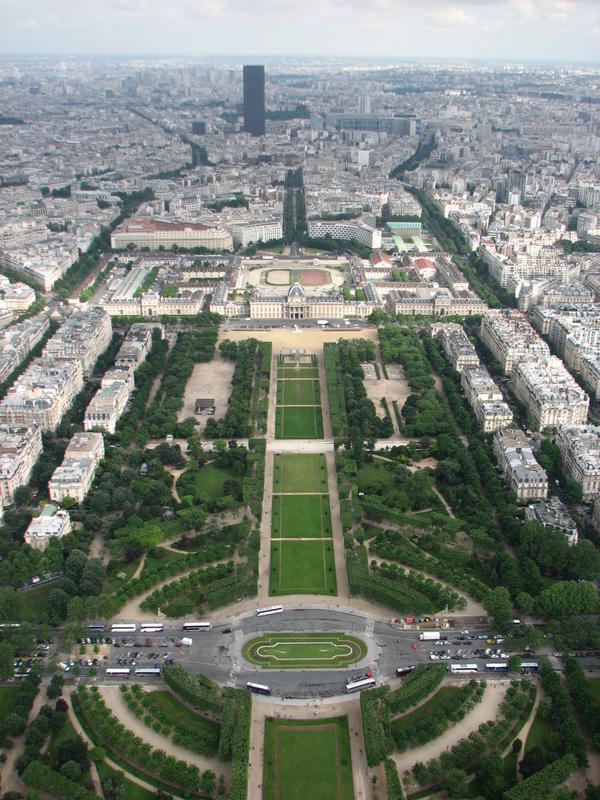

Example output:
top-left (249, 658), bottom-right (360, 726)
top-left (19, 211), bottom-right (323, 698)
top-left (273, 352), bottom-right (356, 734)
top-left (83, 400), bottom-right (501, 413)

top-left (242, 632), bottom-right (367, 669)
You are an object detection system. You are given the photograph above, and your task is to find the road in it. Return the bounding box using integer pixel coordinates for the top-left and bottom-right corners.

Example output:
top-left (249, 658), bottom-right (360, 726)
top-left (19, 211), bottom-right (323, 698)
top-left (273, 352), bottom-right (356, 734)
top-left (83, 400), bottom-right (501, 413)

top-left (84, 610), bottom-right (507, 700)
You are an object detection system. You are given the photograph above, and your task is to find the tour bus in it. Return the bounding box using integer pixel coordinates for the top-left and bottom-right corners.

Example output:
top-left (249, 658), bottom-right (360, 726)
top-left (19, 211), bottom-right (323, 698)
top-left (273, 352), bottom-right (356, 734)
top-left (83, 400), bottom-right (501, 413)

top-left (449, 663), bottom-right (478, 674)
top-left (396, 666), bottom-right (416, 677)
top-left (182, 621), bottom-right (212, 631)
top-left (521, 661), bottom-right (539, 673)
top-left (140, 623), bottom-right (164, 633)
top-left (110, 623), bottom-right (137, 633)
top-left (135, 667), bottom-right (161, 676)
top-left (247, 682), bottom-right (271, 695)
top-left (88, 623), bottom-right (105, 632)
top-left (256, 605), bottom-right (283, 617)
top-left (345, 677), bottom-right (376, 693)
top-left (106, 668), bottom-right (131, 676)
top-left (485, 662), bottom-right (509, 672)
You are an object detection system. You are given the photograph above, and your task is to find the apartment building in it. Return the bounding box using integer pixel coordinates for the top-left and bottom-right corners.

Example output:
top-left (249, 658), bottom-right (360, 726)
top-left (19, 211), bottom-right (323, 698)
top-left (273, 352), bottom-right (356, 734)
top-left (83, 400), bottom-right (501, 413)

top-left (512, 356), bottom-right (589, 431)
top-left (434, 323), bottom-right (480, 373)
top-left (48, 431), bottom-right (104, 504)
top-left (84, 379), bottom-right (129, 434)
top-left (110, 218), bottom-right (233, 251)
top-left (0, 424), bottom-right (43, 504)
top-left (0, 358), bottom-right (84, 431)
top-left (228, 219), bottom-right (282, 247)
top-left (0, 276), bottom-right (36, 311)
top-left (24, 504), bottom-right (72, 550)
top-left (480, 309), bottom-right (549, 375)
top-left (493, 428), bottom-right (548, 502)
top-left (43, 307), bottom-right (112, 376)
top-left (387, 290), bottom-right (487, 317)
top-left (115, 324), bottom-right (157, 370)
top-left (307, 218), bottom-right (382, 249)
top-left (0, 312), bottom-right (50, 384)
top-left (525, 496), bottom-right (579, 546)
top-left (555, 424), bottom-right (600, 501)
top-left (461, 366), bottom-right (513, 433)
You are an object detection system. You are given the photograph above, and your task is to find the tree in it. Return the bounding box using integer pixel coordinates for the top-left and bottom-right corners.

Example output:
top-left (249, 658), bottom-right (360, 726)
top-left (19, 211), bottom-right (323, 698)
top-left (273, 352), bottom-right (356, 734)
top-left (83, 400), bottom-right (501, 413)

top-left (443, 768), bottom-right (469, 798)
top-left (512, 738), bottom-right (523, 753)
top-left (475, 749), bottom-right (505, 800)
top-left (60, 760), bottom-right (81, 782)
top-left (508, 655), bottom-right (522, 673)
top-left (564, 478), bottom-right (583, 503)
top-left (200, 770), bottom-right (216, 794)
top-left (0, 640), bottom-right (15, 679)
top-left (13, 485), bottom-right (32, 506)
top-left (6, 712), bottom-right (27, 737)
top-left (516, 591), bottom-right (534, 616)
top-left (484, 585), bottom-right (513, 633)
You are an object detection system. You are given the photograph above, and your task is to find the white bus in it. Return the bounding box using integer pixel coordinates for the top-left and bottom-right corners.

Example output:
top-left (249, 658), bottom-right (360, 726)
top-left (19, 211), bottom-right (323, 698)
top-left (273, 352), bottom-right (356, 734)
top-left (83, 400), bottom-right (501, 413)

top-left (521, 661), bottom-right (539, 673)
top-left (182, 621), bottom-right (212, 631)
top-left (256, 605), bottom-right (283, 617)
top-left (140, 623), bottom-right (164, 633)
top-left (110, 624), bottom-right (137, 633)
top-left (247, 681), bottom-right (271, 695)
top-left (449, 663), bottom-right (478, 674)
top-left (396, 666), bottom-right (416, 677)
top-left (346, 677), bottom-right (376, 693)
top-left (135, 667), bottom-right (161, 676)
top-left (88, 623), bottom-right (105, 632)
top-left (106, 668), bottom-right (131, 676)
top-left (485, 662), bottom-right (508, 672)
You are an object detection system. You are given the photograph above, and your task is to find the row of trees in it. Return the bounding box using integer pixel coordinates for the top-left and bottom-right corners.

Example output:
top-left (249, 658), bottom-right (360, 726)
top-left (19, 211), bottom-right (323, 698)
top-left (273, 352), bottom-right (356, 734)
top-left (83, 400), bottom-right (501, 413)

top-left (205, 339), bottom-right (259, 439)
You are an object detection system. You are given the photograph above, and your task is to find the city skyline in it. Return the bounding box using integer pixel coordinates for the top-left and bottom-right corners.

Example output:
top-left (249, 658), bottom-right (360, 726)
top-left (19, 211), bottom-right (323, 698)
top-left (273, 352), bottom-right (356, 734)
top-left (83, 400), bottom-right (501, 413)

top-left (1, 0), bottom-right (599, 63)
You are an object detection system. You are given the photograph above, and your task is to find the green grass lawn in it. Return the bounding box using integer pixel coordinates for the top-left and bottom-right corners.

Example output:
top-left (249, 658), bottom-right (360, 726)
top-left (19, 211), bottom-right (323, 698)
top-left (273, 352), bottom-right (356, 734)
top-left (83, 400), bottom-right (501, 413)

top-left (271, 494), bottom-right (331, 538)
top-left (146, 690), bottom-right (220, 740)
top-left (589, 677), bottom-right (600, 701)
top-left (263, 716), bottom-right (354, 800)
top-left (277, 378), bottom-right (320, 406)
top-left (0, 686), bottom-right (18, 723)
top-left (103, 557), bottom-right (142, 594)
top-left (243, 632), bottom-right (366, 669)
top-left (177, 462), bottom-right (238, 503)
top-left (525, 706), bottom-right (559, 756)
top-left (273, 453), bottom-right (328, 494)
top-left (357, 459), bottom-right (398, 495)
top-left (18, 585), bottom-right (53, 622)
top-left (47, 714), bottom-right (79, 759)
top-left (390, 686), bottom-right (461, 737)
top-left (275, 405), bottom-right (324, 439)
top-left (96, 760), bottom-right (155, 800)
top-left (270, 539), bottom-right (336, 595)
top-left (278, 367), bottom-right (319, 379)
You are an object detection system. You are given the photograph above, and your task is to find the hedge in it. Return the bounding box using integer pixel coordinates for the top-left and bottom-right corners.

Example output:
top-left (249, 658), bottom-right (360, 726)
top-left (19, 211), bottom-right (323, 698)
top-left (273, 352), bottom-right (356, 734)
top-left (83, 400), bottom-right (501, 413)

top-left (22, 760), bottom-right (98, 800)
top-left (503, 753), bottom-right (577, 800)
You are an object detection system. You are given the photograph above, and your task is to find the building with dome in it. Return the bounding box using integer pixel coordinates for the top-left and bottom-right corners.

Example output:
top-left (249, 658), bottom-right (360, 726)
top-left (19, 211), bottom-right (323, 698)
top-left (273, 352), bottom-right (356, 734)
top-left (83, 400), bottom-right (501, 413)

top-left (249, 282), bottom-right (347, 320)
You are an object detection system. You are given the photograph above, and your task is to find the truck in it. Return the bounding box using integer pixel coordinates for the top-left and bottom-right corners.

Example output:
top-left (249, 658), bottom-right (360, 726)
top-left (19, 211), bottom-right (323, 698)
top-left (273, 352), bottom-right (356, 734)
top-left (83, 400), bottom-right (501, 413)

top-left (419, 632), bottom-right (448, 642)
top-left (179, 637), bottom-right (193, 647)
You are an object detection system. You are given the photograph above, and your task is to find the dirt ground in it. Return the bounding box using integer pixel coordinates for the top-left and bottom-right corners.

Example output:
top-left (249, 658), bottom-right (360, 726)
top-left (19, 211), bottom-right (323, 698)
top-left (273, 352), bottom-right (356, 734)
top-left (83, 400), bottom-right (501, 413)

top-left (390, 680), bottom-right (509, 783)
top-left (100, 685), bottom-right (231, 783)
top-left (178, 349), bottom-right (235, 423)
top-left (385, 363), bottom-right (412, 411)
top-left (219, 326), bottom-right (379, 353)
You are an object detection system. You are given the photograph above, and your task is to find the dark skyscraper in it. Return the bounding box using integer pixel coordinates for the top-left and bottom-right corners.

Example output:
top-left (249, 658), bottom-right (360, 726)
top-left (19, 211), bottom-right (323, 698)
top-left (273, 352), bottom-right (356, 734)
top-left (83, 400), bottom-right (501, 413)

top-left (243, 65), bottom-right (265, 137)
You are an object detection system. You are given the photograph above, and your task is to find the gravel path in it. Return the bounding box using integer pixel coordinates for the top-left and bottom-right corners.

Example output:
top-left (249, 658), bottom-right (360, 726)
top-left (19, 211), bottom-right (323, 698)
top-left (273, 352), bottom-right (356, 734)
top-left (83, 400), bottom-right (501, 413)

top-left (390, 680), bottom-right (509, 779)
top-left (100, 685), bottom-right (230, 784)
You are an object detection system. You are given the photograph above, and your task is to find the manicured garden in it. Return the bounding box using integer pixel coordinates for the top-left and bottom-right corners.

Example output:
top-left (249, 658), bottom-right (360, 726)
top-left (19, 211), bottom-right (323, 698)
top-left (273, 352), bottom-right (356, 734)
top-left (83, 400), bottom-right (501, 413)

top-left (275, 405), bottom-right (324, 438)
top-left (262, 716), bottom-right (354, 800)
top-left (277, 378), bottom-right (320, 406)
top-left (243, 632), bottom-right (366, 668)
top-left (270, 539), bottom-right (336, 595)
top-left (273, 453), bottom-right (328, 494)
top-left (271, 493), bottom-right (331, 538)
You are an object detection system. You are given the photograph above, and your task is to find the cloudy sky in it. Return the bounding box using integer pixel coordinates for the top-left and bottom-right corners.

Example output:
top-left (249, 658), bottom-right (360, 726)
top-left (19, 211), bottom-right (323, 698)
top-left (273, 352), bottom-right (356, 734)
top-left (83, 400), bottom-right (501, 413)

top-left (1, 0), bottom-right (599, 62)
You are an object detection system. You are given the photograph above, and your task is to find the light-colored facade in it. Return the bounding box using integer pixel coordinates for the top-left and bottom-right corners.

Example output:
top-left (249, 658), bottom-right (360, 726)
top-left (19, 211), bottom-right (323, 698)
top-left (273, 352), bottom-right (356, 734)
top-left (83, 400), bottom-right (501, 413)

top-left (525, 496), bottom-right (579, 546)
top-left (24, 504), bottom-right (71, 550)
top-left (0, 358), bottom-right (84, 432)
top-left (512, 356), bottom-right (589, 431)
top-left (84, 379), bottom-right (129, 434)
top-left (42, 307), bottom-right (112, 376)
top-left (0, 312), bottom-right (50, 384)
top-left (249, 283), bottom-right (345, 320)
top-left (555, 424), bottom-right (600, 501)
top-left (307, 219), bottom-right (382, 249)
top-left (493, 428), bottom-right (548, 502)
top-left (387, 290), bottom-right (487, 317)
top-left (111, 218), bottom-right (233, 251)
top-left (229, 219), bottom-right (283, 247)
top-left (48, 431), bottom-right (104, 504)
top-left (0, 276), bottom-right (36, 311)
top-left (480, 310), bottom-right (550, 375)
top-left (434, 323), bottom-right (480, 373)
top-left (461, 366), bottom-right (513, 433)
top-left (0, 424), bottom-right (43, 505)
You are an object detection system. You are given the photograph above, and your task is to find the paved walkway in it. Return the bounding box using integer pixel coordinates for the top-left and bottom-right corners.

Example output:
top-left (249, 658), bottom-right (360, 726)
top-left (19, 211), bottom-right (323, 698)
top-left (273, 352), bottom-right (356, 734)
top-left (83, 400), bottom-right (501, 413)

top-left (1, 676), bottom-right (49, 796)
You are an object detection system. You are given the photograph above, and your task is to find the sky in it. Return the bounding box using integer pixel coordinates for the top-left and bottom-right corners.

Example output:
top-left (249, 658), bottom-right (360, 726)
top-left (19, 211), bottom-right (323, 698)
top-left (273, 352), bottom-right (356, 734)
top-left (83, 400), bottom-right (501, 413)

top-left (1, 0), bottom-right (599, 63)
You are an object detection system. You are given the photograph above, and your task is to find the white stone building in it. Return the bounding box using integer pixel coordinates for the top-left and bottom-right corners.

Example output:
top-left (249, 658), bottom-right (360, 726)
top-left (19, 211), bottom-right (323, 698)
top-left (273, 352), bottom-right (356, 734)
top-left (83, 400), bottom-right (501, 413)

top-left (0, 425), bottom-right (43, 504)
top-left (493, 428), bottom-right (548, 502)
top-left (24, 504), bottom-right (72, 550)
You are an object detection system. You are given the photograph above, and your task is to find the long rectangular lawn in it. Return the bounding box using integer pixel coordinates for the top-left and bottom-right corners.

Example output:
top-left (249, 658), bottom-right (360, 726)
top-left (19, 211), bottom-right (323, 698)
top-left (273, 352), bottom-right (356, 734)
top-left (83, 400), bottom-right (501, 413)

top-left (270, 539), bottom-right (336, 594)
top-left (277, 379), bottom-right (320, 406)
top-left (271, 494), bottom-right (331, 538)
top-left (275, 406), bottom-right (323, 439)
top-left (263, 716), bottom-right (354, 800)
top-left (273, 453), bottom-right (328, 494)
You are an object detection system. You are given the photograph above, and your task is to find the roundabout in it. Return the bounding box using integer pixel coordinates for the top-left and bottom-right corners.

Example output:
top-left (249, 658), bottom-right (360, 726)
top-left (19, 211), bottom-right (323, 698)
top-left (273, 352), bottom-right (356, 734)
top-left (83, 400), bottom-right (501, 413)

top-left (242, 631), bottom-right (367, 669)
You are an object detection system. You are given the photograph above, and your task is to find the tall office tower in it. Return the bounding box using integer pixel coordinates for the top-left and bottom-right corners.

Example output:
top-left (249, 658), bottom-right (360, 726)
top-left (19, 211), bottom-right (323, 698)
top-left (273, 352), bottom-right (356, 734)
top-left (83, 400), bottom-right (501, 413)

top-left (358, 94), bottom-right (371, 114)
top-left (243, 65), bottom-right (265, 136)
